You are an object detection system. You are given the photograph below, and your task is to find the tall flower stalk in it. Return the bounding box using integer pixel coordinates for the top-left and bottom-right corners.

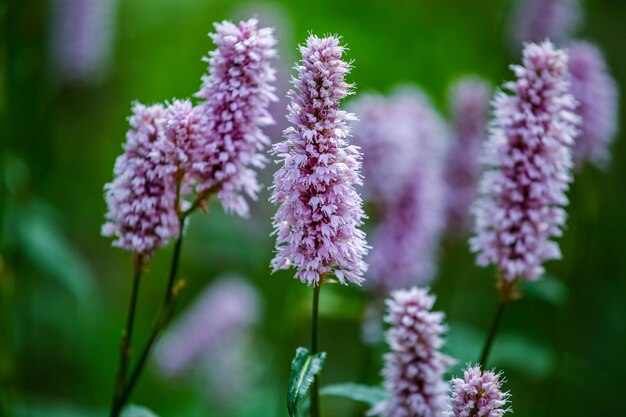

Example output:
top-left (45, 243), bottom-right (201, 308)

top-left (470, 41), bottom-right (579, 366)
top-left (270, 35), bottom-right (367, 417)
top-left (103, 19), bottom-right (276, 417)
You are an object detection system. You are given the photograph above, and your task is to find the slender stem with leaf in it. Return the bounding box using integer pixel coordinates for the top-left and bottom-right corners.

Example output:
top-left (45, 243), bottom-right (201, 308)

top-left (310, 283), bottom-right (322, 417)
top-left (479, 278), bottom-right (517, 367)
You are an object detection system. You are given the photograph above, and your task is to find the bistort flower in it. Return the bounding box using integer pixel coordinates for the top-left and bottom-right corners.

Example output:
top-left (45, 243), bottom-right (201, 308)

top-left (159, 99), bottom-right (211, 195)
top-left (195, 19), bottom-right (278, 217)
top-left (270, 35), bottom-right (368, 286)
top-left (470, 41), bottom-right (580, 281)
top-left (370, 287), bottom-right (454, 417)
top-left (445, 78), bottom-right (491, 233)
top-left (449, 365), bottom-right (511, 417)
top-left (568, 41), bottom-right (619, 168)
top-left (102, 102), bottom-right (180, 257)
top-left (352, 88), bottom-right (448, 289)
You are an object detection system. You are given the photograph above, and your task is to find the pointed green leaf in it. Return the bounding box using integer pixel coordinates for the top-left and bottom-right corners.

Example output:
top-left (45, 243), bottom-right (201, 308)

top-left (287, 347), bottom-right (326, 417)
top-left (320, 383), bottom-right (387, 406)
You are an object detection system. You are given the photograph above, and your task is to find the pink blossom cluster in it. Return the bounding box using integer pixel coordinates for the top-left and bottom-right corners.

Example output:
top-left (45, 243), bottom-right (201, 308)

top-left (102, 103), bottom-right (180, 257)
top-left (449, 365), bottom-right (511, 417)
top-left (196, 19), bottom-right (278, 217)
top-left (103, 19), bottom-right (277, 255)
top-left (470, 41), bottom-right (580, 281)
top-left (370, 287), bottom-right (454, 417)
top-left (270, 35), bottom-right (368, 286)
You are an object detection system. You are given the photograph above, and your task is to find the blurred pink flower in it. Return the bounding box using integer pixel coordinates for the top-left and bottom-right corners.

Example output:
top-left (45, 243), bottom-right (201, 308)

top-left (445, 78), bottom-right (491, 233)
top-left (351, 88), bottom-right (448, 289)
top-left (154, 277), bottom-right (262, 405)
top-left (511, 0), bottom-right (581, 48)
top-left (50, 0), bottom-right (117, 83)
top-left (568, 41), bottom-right (619, 169)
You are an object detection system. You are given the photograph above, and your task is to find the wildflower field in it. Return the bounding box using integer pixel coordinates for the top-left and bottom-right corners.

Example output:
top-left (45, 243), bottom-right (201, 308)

top-left (2, 1), bottom-right (626, 417)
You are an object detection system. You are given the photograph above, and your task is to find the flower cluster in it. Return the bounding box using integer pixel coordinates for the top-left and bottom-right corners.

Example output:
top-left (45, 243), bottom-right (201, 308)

top-left (352, 88), bottom-right (448, 289)
top-left (445, 78), bottom-right (491, 233)
top-left (196, 19), bottom-right (278, 217)
top-left (102, 103), bottom-right (180, 257)
top-left (470, 41), bottom-right (579, 281)
top-left (270, 35), bottom-right (368, 286)
top-left (370, 287), bottom-right (454, 417)
top-left (103, 19), bottom-right (277, 255)
top-left (449, 365), bottom-right (511, 417)
top-left (568, 41), bottom-right (619, 168)
top-left (511, 0), bottom-right (581, 47)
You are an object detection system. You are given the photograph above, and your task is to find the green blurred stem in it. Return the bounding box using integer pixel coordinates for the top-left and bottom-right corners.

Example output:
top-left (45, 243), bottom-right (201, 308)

top-left (479, 278), bottom-right (516, 367)
top-left (478, 299), bottom-right (508, 367)
top-left (110, 254), bottom-right (143, 417)
top-left (112, 215), bottom-right (187, 416)
top-left (310, 282), bottom-right (322, 417)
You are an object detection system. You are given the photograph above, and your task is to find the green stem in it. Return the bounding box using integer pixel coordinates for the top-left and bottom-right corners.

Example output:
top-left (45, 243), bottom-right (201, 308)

top-left (478, 278), bottom-right (516, 367)
top-left (478, 299), bottom-right (508, 367)
top-left (110, 255), bottom-right (143, 417)
top-left (112, 217), bottom-right (187, 416)
top-left (310, 283), bottom-right (321, 417)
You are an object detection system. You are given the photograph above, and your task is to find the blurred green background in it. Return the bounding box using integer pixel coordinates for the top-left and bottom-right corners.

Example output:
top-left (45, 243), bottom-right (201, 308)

top-left (2, 0), bottom-right (625, 416)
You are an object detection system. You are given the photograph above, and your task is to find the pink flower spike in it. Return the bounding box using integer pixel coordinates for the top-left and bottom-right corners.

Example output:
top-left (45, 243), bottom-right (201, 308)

top-left (370, 287), bottom-right (454, 417)
top-left (270, 35), bottom-right (368, 286)
top-left (470, 41), bottom-right (580, 282)
top-left (449, 365), bottom-right (511, 417)
top-left (102, 102), bottom-right (179, 257)
top-left (196, 19), bottom-right (278, 217)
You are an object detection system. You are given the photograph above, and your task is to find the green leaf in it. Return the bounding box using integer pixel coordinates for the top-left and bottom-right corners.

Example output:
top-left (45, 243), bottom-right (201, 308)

top-left (287, 347), bottom-right (326, 417)
top-left (14, 201), bottom-right (95, 301)
top-left (320, 383), bottom-right (387, 406)
top-left (121, 404), bottom-right (160, 417)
